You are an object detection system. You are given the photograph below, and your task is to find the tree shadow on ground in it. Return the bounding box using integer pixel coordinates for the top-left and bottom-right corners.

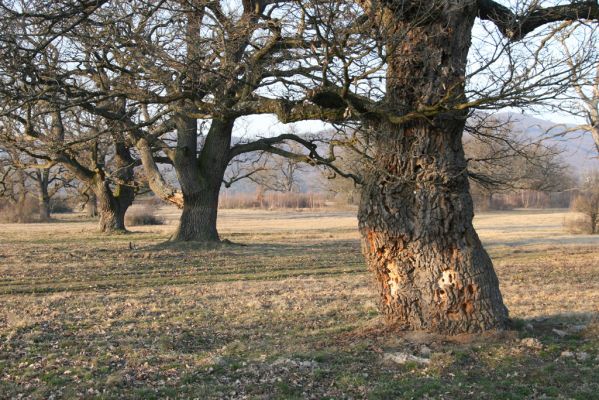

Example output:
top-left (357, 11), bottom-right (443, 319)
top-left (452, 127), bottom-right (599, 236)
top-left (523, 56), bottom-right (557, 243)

top-left (2, 285), bottom-right (597, 400)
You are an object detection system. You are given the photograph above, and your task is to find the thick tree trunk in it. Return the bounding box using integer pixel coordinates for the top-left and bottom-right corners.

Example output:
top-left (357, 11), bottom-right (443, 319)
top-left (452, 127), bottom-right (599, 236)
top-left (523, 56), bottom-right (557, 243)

top-left (170, 117), bottom-right (232, 242)
top-left (358, 2), bottom-right (509, 334)
top-left (171, 190), bottom-right (220, 241)
top-left (93, 172), bottom-right (135, 234)
top-left (98, 200), bottom-right (127, 232)
top-left (359, 121), bottom-right (509, 333)
top-left (95, 181), bottom-right (127, 233)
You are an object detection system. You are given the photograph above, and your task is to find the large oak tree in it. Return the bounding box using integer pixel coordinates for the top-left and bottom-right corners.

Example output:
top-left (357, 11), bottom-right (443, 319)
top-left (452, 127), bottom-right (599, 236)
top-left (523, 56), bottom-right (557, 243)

top-left (0, 106), bottom-right (138, 232)
top-left (336, 0), bottom-right (598, 333)
top-left (0, 0), bottom-right (357, 241)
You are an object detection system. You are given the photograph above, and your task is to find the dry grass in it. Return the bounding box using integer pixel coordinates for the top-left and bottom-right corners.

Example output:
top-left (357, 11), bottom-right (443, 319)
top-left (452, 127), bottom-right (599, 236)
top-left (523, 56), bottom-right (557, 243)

top-left (1, 208), bottom-right (598, 399)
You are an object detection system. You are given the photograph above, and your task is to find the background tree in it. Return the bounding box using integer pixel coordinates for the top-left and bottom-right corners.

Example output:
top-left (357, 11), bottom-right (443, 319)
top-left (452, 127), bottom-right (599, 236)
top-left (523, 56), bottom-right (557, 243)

top-left (464, 114), bottom-right (573, 210)
top-left (0, 1), bottom-right (144, 232)
top-left (0, 147), bottom-right (30, 222)
top-left (0, 0), bottom-right (358, 241)
top-left (571, 170), bottom-right (599, 233)
top-left (0, 105), bottom-right (137, 232)
top-left (229, 140), bottom-right (312, 195)
top-left (556, 22), bottom-right (599, 154)
top-left (1, 138), bottom-right (77, 222)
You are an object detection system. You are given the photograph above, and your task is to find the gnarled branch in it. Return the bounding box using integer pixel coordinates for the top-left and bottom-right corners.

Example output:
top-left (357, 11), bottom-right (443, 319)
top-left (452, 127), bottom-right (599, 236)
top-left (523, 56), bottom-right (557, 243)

top-left (478, 0), bottom-right (599, 41)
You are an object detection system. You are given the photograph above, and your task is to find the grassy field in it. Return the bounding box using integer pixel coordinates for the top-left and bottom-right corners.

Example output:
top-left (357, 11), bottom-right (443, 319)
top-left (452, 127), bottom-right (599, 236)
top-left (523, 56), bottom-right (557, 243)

top-left (1, 208), bottom-right (598, 399)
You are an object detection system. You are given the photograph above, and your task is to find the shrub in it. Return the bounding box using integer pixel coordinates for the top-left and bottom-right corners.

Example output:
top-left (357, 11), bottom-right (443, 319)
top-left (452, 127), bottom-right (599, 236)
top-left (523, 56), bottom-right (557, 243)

top-left (147, 195), bottom-right (167, 207)
top-left (219, 191), bottom-right (326, 209)
top-left (125, 206), bottom-right (165, 226)
top-left (563, 214), bottom-right (593, 234)
top-left (0, 197), bottom-right (40, 223)
top-left (49, 197), bottom-right (73, 213)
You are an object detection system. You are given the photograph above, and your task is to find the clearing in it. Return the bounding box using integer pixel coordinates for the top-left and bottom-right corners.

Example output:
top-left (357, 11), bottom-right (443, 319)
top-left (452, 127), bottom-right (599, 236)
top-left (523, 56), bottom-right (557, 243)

top-left (0, 208), bottom-right (598, 399)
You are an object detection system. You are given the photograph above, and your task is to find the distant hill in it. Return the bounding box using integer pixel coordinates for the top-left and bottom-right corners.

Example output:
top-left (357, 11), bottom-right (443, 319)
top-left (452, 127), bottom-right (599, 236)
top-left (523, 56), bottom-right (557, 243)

top-left (491, 112), bottom-right (598, 173)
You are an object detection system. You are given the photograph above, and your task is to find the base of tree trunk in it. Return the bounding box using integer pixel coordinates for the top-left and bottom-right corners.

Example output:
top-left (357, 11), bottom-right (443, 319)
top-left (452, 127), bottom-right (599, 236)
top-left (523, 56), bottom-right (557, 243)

top-left (170, 231), bottom-right (220, 242)
top-left (360, 229), bottom-right (509, 335)
top-left (170, 202), bottom-right (219, 242)
top-left (93, 177), bottom-right (133, 234)
top-left (98, 210), bottom-right (127, 234)
top-left (157, 239), bottom-right (242, 252)
top-left (39, 204), bottom-right (50, 222)
top-left (100, 226), bottom-right (128, 234)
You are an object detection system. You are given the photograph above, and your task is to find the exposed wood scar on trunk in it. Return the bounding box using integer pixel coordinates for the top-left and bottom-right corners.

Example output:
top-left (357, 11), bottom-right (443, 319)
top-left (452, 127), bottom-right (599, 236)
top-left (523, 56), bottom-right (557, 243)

top-left (386, 261), bottom-right (402, 303)
top-left (167, 192), bottom-right (184, 209)
top-left (438, 269), bottom-right (459, 290)
top-left (436, 267), bottom-right (479, 318)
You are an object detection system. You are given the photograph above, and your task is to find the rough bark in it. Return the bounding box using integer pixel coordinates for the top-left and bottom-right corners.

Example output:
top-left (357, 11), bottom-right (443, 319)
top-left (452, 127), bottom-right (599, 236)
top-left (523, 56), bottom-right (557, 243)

top-left (358, 1), bottom-right (509, 334)
top-left (170, 116), bottom-right (233, 242)
top-left (91, 136), bottom-right (136, 233)
top-left (171, 191), bottom-right (220, 241)
top-left (359, 122), bottom-right (509, 333)
top-left (97, 192), bottom-right (126, 232)
top-left (93, 175), bottom-right (135, 233)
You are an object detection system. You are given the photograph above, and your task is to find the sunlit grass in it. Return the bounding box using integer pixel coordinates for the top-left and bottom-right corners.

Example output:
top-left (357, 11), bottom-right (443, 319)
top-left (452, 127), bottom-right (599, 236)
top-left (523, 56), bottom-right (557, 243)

top-left (1, 208), bottom-right (598, 399)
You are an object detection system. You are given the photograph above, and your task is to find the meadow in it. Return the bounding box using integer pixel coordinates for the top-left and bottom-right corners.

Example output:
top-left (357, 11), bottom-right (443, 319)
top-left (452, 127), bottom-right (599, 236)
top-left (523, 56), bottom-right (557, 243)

top-left (1, 208), bottom-right (598, 399)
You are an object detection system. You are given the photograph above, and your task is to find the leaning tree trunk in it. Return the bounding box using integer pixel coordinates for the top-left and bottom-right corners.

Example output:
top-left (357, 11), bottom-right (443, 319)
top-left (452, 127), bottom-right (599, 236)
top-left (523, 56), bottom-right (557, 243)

top-left (358, 1), bottom-right (508, 334)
